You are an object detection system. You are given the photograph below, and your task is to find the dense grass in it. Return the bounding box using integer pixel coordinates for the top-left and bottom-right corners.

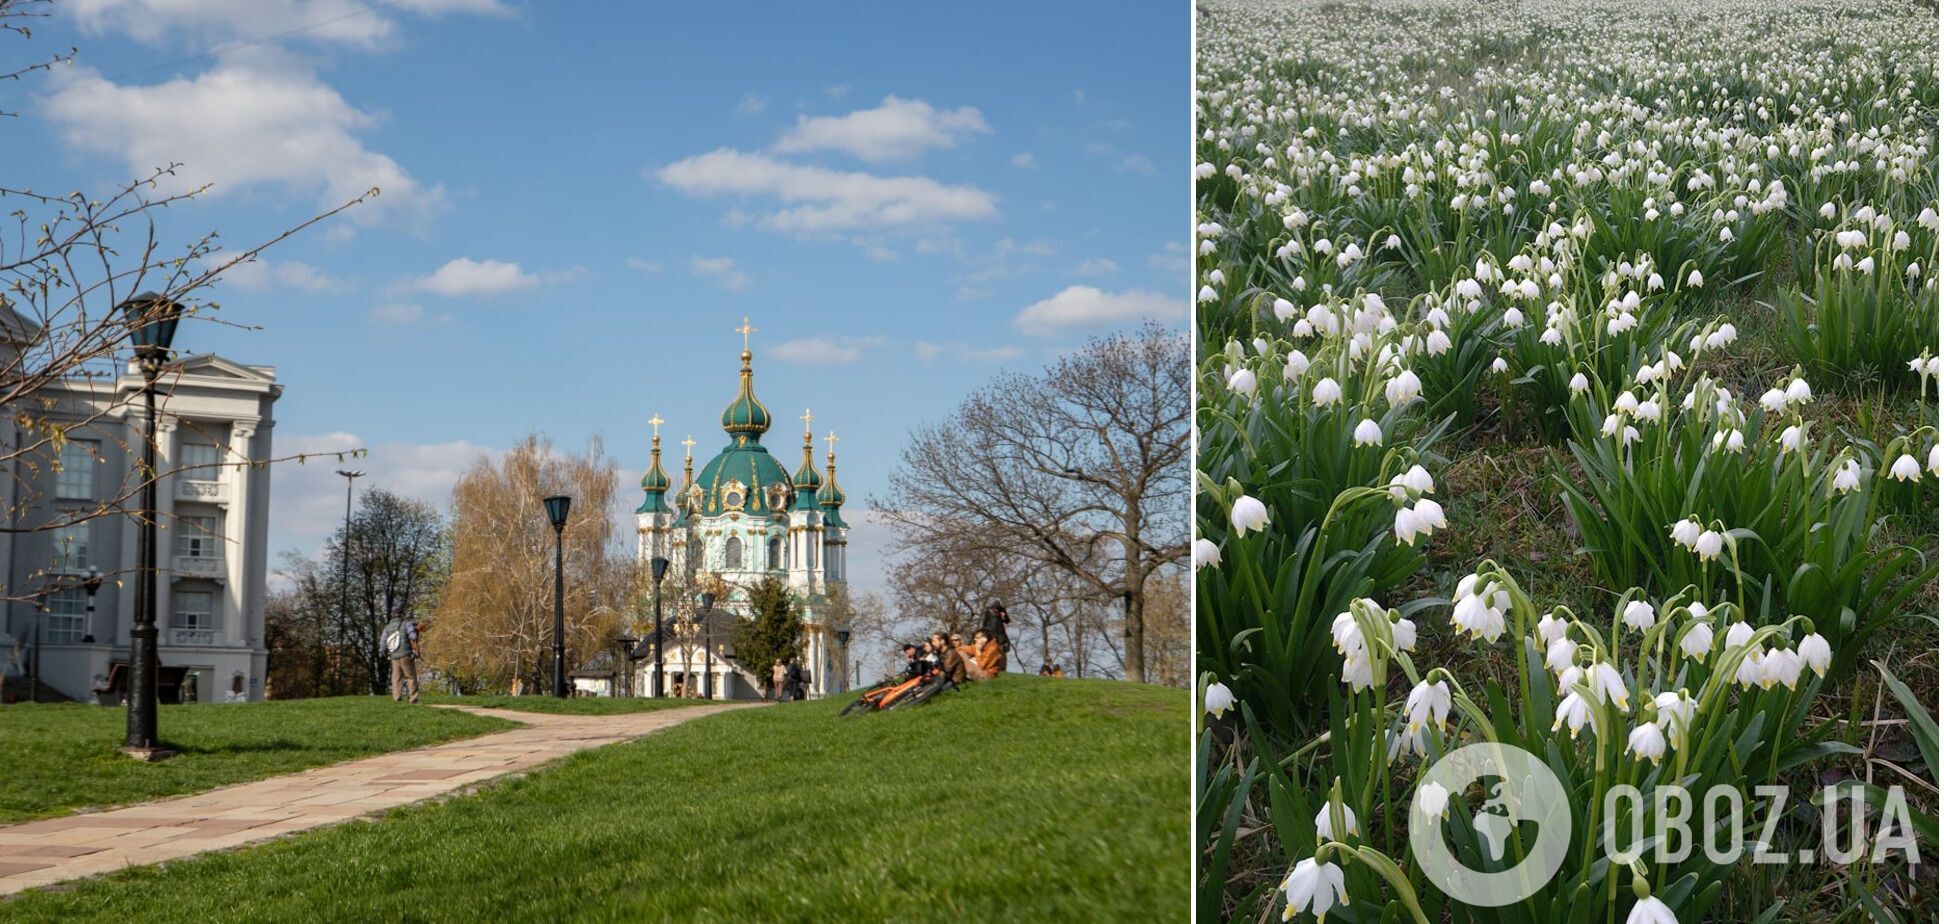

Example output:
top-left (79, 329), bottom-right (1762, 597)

top-left (0, 698), bottom-right (515, 824)
top-left (419, 692), bottom-right (713, 715)
top-left (3, 676), bottom-right (1188, 922)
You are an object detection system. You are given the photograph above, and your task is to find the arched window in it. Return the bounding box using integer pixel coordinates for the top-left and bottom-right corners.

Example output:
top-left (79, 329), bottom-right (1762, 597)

top-left (767, 536), bottom-right (782, 570)
top-left (687, 536), bottom-right (702, 572)
top-left (724, 536), bottom-right (743, 569)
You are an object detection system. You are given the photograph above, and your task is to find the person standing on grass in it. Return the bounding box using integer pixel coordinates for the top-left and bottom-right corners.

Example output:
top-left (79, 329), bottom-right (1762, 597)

top-left (383, 613), bottom-right (421, 704)
top-left (784, 658), bottom-right (805, 701)
top-left (980, 601), bottom-right (1012, 673)
top-left (770, 659), bottom-right (786, 703)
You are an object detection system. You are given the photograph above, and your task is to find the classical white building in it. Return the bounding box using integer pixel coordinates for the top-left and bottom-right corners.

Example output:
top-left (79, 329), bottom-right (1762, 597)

top-left (0, 354), bottom-right (280, 704)
top-left (630, 330), bottom-right (852, 700)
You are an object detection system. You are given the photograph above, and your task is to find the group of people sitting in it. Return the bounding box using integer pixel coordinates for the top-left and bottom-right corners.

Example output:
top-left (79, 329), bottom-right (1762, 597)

top-left (899, 601), bottom-right (1013, 688)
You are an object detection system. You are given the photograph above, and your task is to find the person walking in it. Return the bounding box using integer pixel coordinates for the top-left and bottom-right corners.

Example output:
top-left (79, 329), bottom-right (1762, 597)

top-left (785, 658), bottom-right (806, 702)
top-left (979, 601), bottom-right (1012, 673)
top-left (383, 613), bottom-right (421, 704)
top-left (770, 659), bottom-right (786, 703)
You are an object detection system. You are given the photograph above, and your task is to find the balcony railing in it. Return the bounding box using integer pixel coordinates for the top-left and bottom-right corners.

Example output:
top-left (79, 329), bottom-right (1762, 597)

top-left (169, 628), bottom-right (217, 646)
top-left (172, 555), bottom-right (225, 579)
top-left (175, 479), bottom-right (227, 503)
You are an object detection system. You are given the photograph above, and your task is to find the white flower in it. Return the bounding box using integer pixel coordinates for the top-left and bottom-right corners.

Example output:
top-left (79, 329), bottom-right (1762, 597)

top-left (1735, 647), bottom-right (1766, 687)
top-left (1231, 496), bottom-right (1269, 534)
top-left (1589, 661), bottom-right (1631, 711)
top-left (1553, 691), bottom-right (1595, 738)
top-left (1569, 372), bottom-right (1589, 394)
top-left (1340, 648), bottom-right (1374, 691)
top-left (1416, 781), bottom-right (1451, 821)
top-left (1780, 425), bottom-right (1806, 452)
top-left (1399, 465), bottom-right (1436, 495)
top-left (1669, 518), bottom-right (1702, 550)
top-left (1283, 859), bottom-right (1348, 921)
top-left (1391, 616), bottom-right (1418, 651)
top-left (1490, 357), bottom-right (1510, 374)
top-left (1687, 269), bottom-right (1703, 287)
top-left (1614, 391), bottom-right (1639, 415)
top-left (1627, 895), bottom-right (1678, 924)
top-left (1413, 499), bottom-right (1447, 532)
top-left (1724, 621), bottom-right (1754, 651)
top-left (1394, 505), bottom-right (1422, 546)
top-left (1198, 285), bottom-right (1218, 303)
top-left (1405, 680), bottom-right (1452, 734)
top-left (1545, 637), bottom-right (1577, 672)
top-left (1273, 298), bottom-right (1296, 321)
top-left (1761, 647), bottom-right (1804, 690)
top-left (1759, 389), bottom-right (1787, 412)
top-left (1228, 368), bottom-right (1258, 397)
top-left (1797, 632), bottom-right (1832, 677)
top-left (1653, 690), bottom-right (1696, 734)
top-left (1314, 802), bottom-right (1359, 839)
top-left (1451, 587), bottom-right (1507, 643)
top-left (1285, 349), bottom-right (1311, 380)
top-left (1679, 622), bottom-right (1714, 660)
top-left (1832, 458), bottom-right (1862, 493)
top-left (1386, 370), bottom-right (1422, 405)
top-left (1353, 418), bottom-right (1384, 447)
top-left (1330, 611), bottom-right (1364, 654)
top-left (1694, 530), bottom-right (1724, 562)
top-left (1890, 454), bottom-right (1922, 481)
top-left (1627, 721), bottom-right (1668, 764)
top-left (1193, 539), bottom-right (1221, 569)
top-left (1622, 600), bottom-right (1655, 631)
top-left (1784, 377), bottom-right (1813, 404)
top-left (1931, 443), bottom-right (1943, 477)
top-left (1536, 612), bottom-right (1568, 646)
top-left (1426, 329), bottom-right (1452, 355)
top-left (1503, 306), bottom-right (1525, 327)
top-left (1312, 377), bottom-right (1343, 406)
top-left (1205, 682), bottom-right (1235, 718)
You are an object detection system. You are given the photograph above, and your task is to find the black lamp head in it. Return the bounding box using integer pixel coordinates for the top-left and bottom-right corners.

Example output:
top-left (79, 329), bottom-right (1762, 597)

top-left (651, 556), bottom-right (670, 582)
top-left (82, 565), bottom-right (103, 595)
top-left (837, 629), bottom-right (851, 646)
top-left (120, 292), bottom-right (182, 360)
top-left (542, 494), bottom-right (572, 529)
top-left (699, 591), bottom-right (716, 611)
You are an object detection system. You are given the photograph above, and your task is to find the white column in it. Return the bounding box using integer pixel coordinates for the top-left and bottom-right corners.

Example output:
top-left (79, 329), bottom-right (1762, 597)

top-left (224, 421), bottom-right (254, 648)
top-left (153, 415), bottom-right (177, 647)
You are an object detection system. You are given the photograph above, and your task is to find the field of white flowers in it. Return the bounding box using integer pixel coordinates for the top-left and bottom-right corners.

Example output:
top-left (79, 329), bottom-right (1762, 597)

top-left (1193, 0), bottom-right (1939, 921)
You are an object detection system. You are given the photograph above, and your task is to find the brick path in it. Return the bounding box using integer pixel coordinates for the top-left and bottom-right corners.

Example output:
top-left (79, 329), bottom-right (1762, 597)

top-left (0, 703), bottom-right (751, 897)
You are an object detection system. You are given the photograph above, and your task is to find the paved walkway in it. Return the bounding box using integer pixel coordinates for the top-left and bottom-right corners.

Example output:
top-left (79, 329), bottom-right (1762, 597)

top-left (0, 703), bottom-right (751, 897)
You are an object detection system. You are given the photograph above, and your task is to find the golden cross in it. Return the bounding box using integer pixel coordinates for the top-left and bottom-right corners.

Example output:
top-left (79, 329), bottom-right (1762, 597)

top-left (681, 435), bottom-right (696, 458)
top-left (800, 408), bottom-right (814, 434)
top-left (735, 316), bottom-right (758, 351)
top-left (824, 430), bottom-right (840, 456)
top-left (647, 414), bottom-right (664, 439)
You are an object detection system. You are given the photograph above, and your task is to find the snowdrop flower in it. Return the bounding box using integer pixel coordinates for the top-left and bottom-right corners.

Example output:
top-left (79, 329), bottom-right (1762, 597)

top-left (1451, 585), bottom-right (1507, 643)
top-left (1353, 418), bottom-right (1383, 447)
top-left (1405, 680), bottom-right (1451, 734)
top-left (1589, 661), bottom-right (1631, 711)
top-left (1797, 633), bottom-right (1831, 677)
top-left (1416, 781), bottom-right (1451, 821)
top-left (1716, 429), bottom-right (1746, 453)
top-left (1614, 391), bottom-right (1639, 415)
top-left (1536, 612), bottom-right (1568, 646)
top-left (1545, 637), bottom-right (1577, 672)
top-left (1227, 368), bottom-right (1258, 397)
top-left (1759, 389), bottom-right (1787, 412)
top-left (1760, 647), bottom-right (1804, 690)
top-left (1694, 529), bottom-right (1724, 562)
top-left (1627, 721), bottom-right (1668, 764)
top-left (1231, 495), bottom-right (1269, 534)
top-left (1723, 620), bottom-right (1754, 651)
top-left (1502, 306), bottom-right (1525, 327)
top-left (1557, 665), bottom-right (1584, 696)
top-left (1391, 616), bottom-right (1417, 652)
top-left (1621, 600), bottom-right (1655, 631)
top-left (1627, 895), bottom-right (1678, 924)
top-left (1193, 539), bottom-right (1221, 569)
top-left (1669, 518), bottom-right (1702, 550)
top-left (1426, 329), bottom-right (1452, 355)
top-left (1314, 802), bottom-right (1359, 839)
top-left (1635, 399), bottom-right (1661, 423)
top-left (1490, 357), bottom-right (1510, 374)
top-left (1312, 377), bottom-right (1343, 406)
top-left (1687, 269), bottom-right (1703, 287)
top-left (1540, 326), bottom-right (1564, 346)
top-left (1569, 372), bottom-right (1589, 395)
top-left (1384, 369), bottom-right (1422, 405)
top-left (1553, 691), bottom-right (1595, 738)
top-left (1273, 298), bottom-right (1296, 322)
top-left (1204, 682), bottom-right (1234, 718)
top-left (1601, 414), bottom-right (1624, 438)
top-left (1780, 425), bottom-right (1806, 452)
top-left (1285, 349), bottom-right (1310, 380)
top-left (1398, 465), bottom-right (1435, 496)
top-left (1832, 458), bottom-right (1862, 493)
top-left (1735, 647), bottom-right (1767, 687)
top-left (1890, 454), bottom-right (1921, 482)
top-left (1679, 622), bottom-right (1714, 660)
top-left (1198, 285), bottom-right (1218, 303)
top-left (1340, 649), bottom-right (1374, 691)
top-left (1282, 859), bottom-right (1347, 921)
top-left (1857, 256), bottom-right (1876, 274)
top-left (1784, 377), bottom-right (1813, 404)
top-left (1653, 690), bottom-right (1696, 734)
top-left (1330, 611), bottom-right (1364, 654)
top-left (1818, 202), bottom-right (1838, 221)
top-left (1932, 443), bottom-right (1943, 477)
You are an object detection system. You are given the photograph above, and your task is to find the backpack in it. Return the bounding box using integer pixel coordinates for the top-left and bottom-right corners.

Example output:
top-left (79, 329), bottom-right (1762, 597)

top-left (384, 621), bottom-right (413, 659)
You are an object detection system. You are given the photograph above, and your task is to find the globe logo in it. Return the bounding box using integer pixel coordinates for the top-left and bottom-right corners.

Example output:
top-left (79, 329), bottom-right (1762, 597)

top-left (1409, 743), bottom-right (1571, 906)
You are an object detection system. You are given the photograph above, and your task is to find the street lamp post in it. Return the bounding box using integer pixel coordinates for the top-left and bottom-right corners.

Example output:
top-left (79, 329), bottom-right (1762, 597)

top-left (650, 556), bottom-right (669, 697)
top-left (333, 469), bottom-right (363, 693)
top-left (121, 292), bottom-right (180, 760)
top-left (615, 634), bottom-right (637, 698)
top-left (698, 591), bottom-right (716, 700)
top-left (542, 494), bottom-right (571, 698)
top-left (836, 628), bottom-right (851, 694)
top-left (80, 566), bottom-right (103, 644)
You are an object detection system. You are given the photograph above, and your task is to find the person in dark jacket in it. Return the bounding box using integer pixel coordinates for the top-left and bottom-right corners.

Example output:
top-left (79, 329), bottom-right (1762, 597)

top-left (979, 602), bottom-right (1012, 673)
top-left (902, 644), bottom-right (926, 680)
top-left (929, 632), bottom-right (968, 686)
top-left (785, 659), bottom-right (806, 701)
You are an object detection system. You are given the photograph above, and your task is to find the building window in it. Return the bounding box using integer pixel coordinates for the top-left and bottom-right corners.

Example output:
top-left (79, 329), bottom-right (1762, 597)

top-left (177, 516), bottom-right (220, 558)
top-left (724, 536), bottom-right (743, 569)
top-left (44, 588), bottom-right (87, 643)
top-left (179, 442), bottom-right (221, 480)
top-left (55, 440), bottom-right (97, 500)
top-left (767, 536), bottom-right (781, 570)
top-left (171, 590), bottom-right (216, 645)
top-left (51, 521), bottom-right (88, 570)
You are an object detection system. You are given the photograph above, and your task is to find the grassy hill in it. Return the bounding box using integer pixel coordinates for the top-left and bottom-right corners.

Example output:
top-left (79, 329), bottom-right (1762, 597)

top-left (3, 675), bottom-right (1188, 922)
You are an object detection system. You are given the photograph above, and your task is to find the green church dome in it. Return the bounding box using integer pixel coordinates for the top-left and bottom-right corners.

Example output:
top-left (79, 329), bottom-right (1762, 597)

top-left (634, 433), bottom-right (672, 515)
top-left (676, 346), bottom-right (793, 519)
top-left (817, 448), bottom-right (847, 528)
top-left (720, 350), bottom-right (772, 436)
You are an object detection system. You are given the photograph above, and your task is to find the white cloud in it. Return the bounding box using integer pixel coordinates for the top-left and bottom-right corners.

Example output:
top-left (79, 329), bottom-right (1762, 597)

top-left (1148, 240), bottom-right (1189, 276)
top-left (735, 92), bottom-right (768, 115)
top-left (1015, 285), bottom-right (1177, 336)
top-left (65, 0), bottom-right (510, 48)
top-left (267, 432), bottom-right (496, 564)
top-left (44, 58), bottom-right (443, 226)
top-left (1117, 154), bottom-right (1158, 175)
top-left (411, 257), bottom-right (540, 296)
top-left (824, 84), bottom-right (851, 99)
top-left (774, 95), bottom-right (989, 163)
top-left (690, 256), bottom-right (751, 291)
top-left (626, 258), bottom-right (665, 273)
top-left (656, 149), bottom-right (997, 234)
top-left (913, 340), bottom-right (1022, 363)
top-left (222, 258), bottom-right (338, 292)
top-left (1074, 258), bottom-right (1120, 276)
top-left (772, 335), bottom-right (887, 366)
top-left (861, 245), bottom-right (898, 263)
top-left (1010, 152), bottom-right (1037, 169)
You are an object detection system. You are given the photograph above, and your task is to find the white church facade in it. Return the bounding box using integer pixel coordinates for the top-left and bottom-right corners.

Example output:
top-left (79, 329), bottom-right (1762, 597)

top-left (629, 326), bottom-right (852, 700)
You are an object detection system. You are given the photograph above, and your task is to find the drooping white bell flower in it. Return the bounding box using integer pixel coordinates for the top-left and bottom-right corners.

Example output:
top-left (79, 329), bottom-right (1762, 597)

top-left (1330, 610), bottom-right (1364, 655)
top-left (1760, 647), bottom-right (1804, 690)
top-left (1553, 690), bottom-right (1595, 739)
top-left (1198, 285), bottom-right (1218, 303)
top-left (1626, 895), bottom-right (1679, 924)
top-left (1228, 368), bottom-right (1258, 397)
top-left (1314, 802), bottom-right (1359, 839)
top-left (1282, 858), bottom-right (1348, 921)
top-left (1285, 349), bottom-right (1310, 380)
top-left (1569, 372), bottom-right (1589, 395)
top-left (1391, 616), bottom-right (1418, 652)
top-left (1399, 465), bottom-right (1436, 496)
top-left (1784, 377), bottom-right (1813, 404)
top-left (1535, 612), bottom-right (1568, 646)
top-left (1273, 298), bottom-right (1296, 321)
top-left (1653, 690), bottom-right (1696, 734)
top-left (1627, 721), bottom-right (1668, 764)
top-left (1723, 621), bottom-right (1754, 651)
top-left (1832, 458), bottom-right (1862, 494)
top-left (1545, 637), bottom-right (1577, 673)
top-left (1589, 661), bottom-right (1631, 711)
top-left (1490, 357), bottom-right (1510, 374)
top-left (1353, 418), bottom-right (1383, 447)
top-left (1669, 518), bottom-right (1702, 550)
top-left (1385, 369), bottom-right (1422, 405)
top-left (1415, 780), bottom-right (1452, 821)
top-left (1797, 632), bottom-right (1832, 677)
top-left (1340, 648), bottom-right (1374, 691)
top-left (1931, 443), bottom-right (1943, 477)
top-left (1405, 680), bottom-right (1451, 734)
top-left (1890, 454), bottom-right (1922, 481)
top-left (1621, 600), bottom-right (1655, 631)
top-left (1693, 530), bottom-right (1724, 562)
top-left (1193, 539), bottom-right (1221, 569)
top-left (1231, 495), bottom-right (1270, 534)
top-left (1204, 682), bottom-right (1235, 719)
top-left (1780, 425), bottom-right (1806, 452)
top-left (1312, 377), bottom-right (1343, 406)
top-left (1679, 622), bottom-right (1714, 660)
top-left (1758, 389), bottom-right (1787, 412)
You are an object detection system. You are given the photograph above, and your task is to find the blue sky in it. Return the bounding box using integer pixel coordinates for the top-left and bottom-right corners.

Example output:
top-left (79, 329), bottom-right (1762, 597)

top-left (15, 0), bottom-right (1187, 600)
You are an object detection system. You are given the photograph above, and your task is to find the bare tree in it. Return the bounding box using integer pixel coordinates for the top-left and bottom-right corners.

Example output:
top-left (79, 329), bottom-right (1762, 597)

top-left (873, 322), bottom-right (1190, 682)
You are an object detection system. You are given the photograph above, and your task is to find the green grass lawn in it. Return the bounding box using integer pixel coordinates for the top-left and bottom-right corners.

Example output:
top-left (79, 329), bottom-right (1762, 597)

top-left (419, 691), bottom-right (715, 715)
top-left (0, 698), bottom-right (515, 824)
top-left (2, 676), bottom-right (1189, 922)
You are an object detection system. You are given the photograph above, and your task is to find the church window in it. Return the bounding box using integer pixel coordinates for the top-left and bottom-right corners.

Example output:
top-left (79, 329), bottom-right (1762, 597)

top-left (725, 536), bottom-right (743, 569)
top-left (767, 536), bottom-right (781, 570)
top-left (687, 536), bottom-right (702, 571)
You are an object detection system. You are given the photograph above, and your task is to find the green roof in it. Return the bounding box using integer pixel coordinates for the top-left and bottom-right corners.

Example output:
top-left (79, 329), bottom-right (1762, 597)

top-left (634, 438), bottom-right (673, 515)
top-left (720, 350), bottom-right (771, 435)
